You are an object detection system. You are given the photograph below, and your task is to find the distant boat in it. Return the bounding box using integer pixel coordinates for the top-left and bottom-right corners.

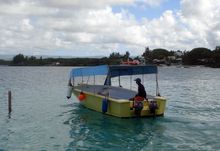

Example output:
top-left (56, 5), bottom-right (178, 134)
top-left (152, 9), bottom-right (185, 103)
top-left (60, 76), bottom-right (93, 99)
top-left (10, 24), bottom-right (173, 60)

top-left (121, 60), bottom-right (140, 65)
top-left (67, 65), bottom-right (166, 118)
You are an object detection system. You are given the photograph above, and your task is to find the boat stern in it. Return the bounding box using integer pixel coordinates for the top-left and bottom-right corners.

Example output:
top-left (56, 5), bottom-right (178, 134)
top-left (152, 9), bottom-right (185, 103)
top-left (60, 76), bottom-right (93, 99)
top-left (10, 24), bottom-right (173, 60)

top-left (154, 96), bottom-right (166, 116)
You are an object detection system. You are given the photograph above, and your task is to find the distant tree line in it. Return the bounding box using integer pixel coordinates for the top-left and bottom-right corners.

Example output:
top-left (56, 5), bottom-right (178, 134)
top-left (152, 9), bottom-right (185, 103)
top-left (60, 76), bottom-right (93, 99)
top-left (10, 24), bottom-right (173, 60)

top-left (0, 46), bottom-right (219, 67)
top-left (9, 54), bottom-right (122, 66)
top-left (142, 47), bottom-right (220, 67)
top-left (0, 59), bottom-right (10, 65)
top-left (182, 47), bottom-right (220, 67)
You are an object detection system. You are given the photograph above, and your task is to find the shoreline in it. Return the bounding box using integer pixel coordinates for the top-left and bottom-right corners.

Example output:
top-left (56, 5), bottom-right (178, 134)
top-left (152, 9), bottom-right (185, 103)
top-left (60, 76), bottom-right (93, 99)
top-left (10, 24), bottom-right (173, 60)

top-left (1, 64), bottom-right (220, 68)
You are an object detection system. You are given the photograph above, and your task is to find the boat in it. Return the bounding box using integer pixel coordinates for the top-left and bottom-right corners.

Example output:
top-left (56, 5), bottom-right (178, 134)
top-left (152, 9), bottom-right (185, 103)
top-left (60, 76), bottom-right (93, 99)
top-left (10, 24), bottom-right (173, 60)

top-left (67, 65), bottom-right (166, 118)
top-left (121, 59), bottom-right (140, 65)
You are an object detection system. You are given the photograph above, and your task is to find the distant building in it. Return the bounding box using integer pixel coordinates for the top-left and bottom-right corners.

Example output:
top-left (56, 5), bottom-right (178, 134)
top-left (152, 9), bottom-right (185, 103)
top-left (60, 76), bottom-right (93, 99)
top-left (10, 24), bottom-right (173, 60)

top-left (51, 62), bottom-right (60, 66)
top-left (215, 46), bottom-right (220, 51)
top-left (168, 56), bottom-right (175, 60)
top-left (174, 51), bottom-right (183, 57)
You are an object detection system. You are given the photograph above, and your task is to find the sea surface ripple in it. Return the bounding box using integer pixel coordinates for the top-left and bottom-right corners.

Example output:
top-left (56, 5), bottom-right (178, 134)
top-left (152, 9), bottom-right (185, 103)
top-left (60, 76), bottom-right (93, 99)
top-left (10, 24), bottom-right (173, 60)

top-left (0, 66), bottom-right (220, 151)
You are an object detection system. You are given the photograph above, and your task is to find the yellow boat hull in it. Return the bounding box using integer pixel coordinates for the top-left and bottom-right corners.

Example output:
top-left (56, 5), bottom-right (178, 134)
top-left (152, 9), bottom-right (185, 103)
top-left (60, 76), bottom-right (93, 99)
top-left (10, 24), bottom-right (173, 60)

top-left (73, 89), bottom-right (166, 118)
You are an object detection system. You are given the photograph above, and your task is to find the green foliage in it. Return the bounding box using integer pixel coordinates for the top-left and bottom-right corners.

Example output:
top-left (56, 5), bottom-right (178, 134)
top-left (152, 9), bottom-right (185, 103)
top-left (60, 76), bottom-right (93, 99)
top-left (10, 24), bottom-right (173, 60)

top-left (124, 51), bottom-right (130, 60)
top-left (11, 54), bottom-right (45, 66)
top-left (142, 48), bottom-right (172, 62)
top-left (182, 47), bottom-right (212, 65)
top-left (151, 48), bottom-right (171, 59)
top-left (109, 52), bottom-right (122, 59)
top-left (212, 48), bottom-right (220, 67)
top-left (12, 54), bottom-right (25, 65)
top-left (0, 59), bottom-right (10, 65)
top-left (142, 47), bottom-right (152, 63)
top-left (1, 47), bottom-right (219, 68)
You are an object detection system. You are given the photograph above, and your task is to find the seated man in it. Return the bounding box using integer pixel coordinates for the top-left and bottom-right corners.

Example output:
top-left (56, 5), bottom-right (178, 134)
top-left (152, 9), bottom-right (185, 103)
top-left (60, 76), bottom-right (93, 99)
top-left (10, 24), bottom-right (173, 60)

top-left (134, 78), bottom-right (146, 99)
top-left (130, 78), bottom-right (147, 116)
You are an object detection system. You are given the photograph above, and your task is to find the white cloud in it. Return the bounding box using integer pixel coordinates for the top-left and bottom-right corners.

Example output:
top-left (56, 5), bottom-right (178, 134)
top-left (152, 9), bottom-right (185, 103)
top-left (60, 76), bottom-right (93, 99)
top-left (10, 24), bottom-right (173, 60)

top-left (42, 0), bottom-right (134, 8)
top-left (179, 0), bottom-right (220, 48)
top-left (0, 0), bottom-right (219, 56)
top-left (136, 0), bottom-right (165, 7)
top-left (21, 18), bottom-right (34, 31)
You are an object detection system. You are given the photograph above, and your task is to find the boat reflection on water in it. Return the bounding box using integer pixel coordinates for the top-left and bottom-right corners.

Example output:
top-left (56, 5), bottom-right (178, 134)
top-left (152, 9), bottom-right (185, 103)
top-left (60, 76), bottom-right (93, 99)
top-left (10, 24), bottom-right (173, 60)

top-left (64, 103), bottom-right (167, 150)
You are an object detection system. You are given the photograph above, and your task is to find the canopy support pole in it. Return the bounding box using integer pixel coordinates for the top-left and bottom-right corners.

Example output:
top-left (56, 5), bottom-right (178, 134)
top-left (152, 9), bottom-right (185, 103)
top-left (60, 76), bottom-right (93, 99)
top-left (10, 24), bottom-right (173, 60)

top-left (118, 75), bottom-right (121, 87)
top-left (80, 69), bottom-right (83, 84)
top-left (93, 74), bottom-right (95, 94)
top-left (156, 73), bottom-right (160, 96)
top-left (86, 76), bottom-right (90, 84)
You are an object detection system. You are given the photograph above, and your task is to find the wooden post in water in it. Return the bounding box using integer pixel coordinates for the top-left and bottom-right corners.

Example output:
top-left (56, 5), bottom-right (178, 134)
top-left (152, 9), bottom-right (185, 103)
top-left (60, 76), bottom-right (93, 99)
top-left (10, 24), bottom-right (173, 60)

top-left (8, 91), bottom-right (12, 113)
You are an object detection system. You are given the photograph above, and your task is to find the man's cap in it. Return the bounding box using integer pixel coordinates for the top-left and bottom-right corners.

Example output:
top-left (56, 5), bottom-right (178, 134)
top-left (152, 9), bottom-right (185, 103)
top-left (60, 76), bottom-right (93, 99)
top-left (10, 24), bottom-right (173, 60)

top-left (134, 78), bottom-right (141, 83)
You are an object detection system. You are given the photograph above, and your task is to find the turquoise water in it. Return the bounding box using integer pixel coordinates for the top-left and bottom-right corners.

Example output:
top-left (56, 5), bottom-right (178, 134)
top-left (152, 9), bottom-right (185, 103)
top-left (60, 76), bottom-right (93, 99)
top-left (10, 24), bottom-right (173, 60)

top-left (0, 66), bottom-right (220, 151)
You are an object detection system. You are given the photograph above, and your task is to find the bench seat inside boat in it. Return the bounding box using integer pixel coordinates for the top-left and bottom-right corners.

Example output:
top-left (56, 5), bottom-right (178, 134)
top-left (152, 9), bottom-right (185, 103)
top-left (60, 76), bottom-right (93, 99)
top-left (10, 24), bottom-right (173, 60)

top-left (74, 85), bottom-right (154, 100)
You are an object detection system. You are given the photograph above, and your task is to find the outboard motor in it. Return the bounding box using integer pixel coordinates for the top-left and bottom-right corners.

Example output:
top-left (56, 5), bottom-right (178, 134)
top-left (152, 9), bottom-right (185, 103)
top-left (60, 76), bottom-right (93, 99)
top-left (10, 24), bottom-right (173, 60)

top-left (133, 96), bottom-right (144, 116)
top-left (149, 101), bottom-right (158, 115)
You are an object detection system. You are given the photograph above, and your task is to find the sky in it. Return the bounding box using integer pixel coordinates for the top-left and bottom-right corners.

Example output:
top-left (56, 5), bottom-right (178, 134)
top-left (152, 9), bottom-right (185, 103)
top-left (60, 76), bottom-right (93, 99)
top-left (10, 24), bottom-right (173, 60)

top-left (0, 0), bottom-right (220, 57)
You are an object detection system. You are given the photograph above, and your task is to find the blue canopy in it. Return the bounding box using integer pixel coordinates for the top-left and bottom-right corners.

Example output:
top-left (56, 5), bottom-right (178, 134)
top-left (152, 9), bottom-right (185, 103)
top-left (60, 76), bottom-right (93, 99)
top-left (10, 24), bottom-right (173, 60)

top-left (70, 65), bottom-right (157, 78)
top-left (108, 65), bottom-right (157, 77)
top-left (70, 65), bottom-right (109, 77)
top-left (104, 65), bottom-right (157, 85)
